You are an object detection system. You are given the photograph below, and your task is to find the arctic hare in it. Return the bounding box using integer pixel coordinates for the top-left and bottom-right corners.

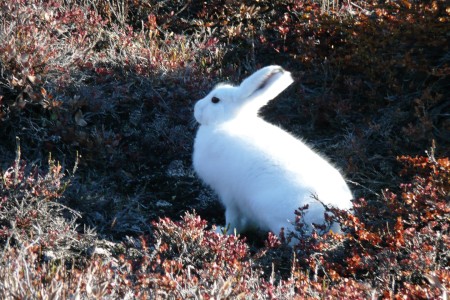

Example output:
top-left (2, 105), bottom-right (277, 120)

top-left (193, 66), bottom-right (352, 237)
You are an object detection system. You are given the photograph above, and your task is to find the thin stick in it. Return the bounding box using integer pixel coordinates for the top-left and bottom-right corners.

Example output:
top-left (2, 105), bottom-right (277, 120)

top-left (14, 136), bottom-right (21, 186)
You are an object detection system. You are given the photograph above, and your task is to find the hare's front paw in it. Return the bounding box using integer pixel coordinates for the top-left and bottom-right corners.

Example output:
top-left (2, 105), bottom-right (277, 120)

top-left (213, 208), bottom-right (247, 235)
top-left (214, 224), bottom-right (229, 235)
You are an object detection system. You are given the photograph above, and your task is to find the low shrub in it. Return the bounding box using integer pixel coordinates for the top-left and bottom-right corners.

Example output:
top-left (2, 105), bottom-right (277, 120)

top-left (291, 149), bottom-right (450, 298)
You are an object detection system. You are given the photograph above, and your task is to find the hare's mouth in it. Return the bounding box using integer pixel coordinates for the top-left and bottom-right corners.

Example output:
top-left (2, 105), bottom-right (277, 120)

top-left (257, 67), bottom-right (285, 91)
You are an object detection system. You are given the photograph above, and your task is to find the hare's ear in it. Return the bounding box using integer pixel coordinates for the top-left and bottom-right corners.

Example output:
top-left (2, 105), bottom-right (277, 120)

top-left (237, 66), bottom-right (294, 111)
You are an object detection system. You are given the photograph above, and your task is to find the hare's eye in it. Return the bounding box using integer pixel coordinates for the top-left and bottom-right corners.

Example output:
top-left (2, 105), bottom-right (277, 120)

top-left (211, 97), bottom-right (220, 104)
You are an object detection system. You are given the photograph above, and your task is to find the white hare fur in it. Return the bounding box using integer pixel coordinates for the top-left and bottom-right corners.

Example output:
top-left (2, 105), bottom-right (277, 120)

top-left (193, 66), bottom-right (353, 237)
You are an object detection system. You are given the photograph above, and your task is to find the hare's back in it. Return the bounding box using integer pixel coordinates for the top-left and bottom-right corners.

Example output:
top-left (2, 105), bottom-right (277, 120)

top-left (231, 120), bottom-right (353, 208)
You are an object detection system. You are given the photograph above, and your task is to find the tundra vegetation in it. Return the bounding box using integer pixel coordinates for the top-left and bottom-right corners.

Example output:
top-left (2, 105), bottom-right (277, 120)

top-left (0, 0), bottom-right (448, 298)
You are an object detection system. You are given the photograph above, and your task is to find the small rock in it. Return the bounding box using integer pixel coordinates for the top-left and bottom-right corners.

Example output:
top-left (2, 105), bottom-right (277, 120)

top-left (156, 200), bottom-right (173, 207)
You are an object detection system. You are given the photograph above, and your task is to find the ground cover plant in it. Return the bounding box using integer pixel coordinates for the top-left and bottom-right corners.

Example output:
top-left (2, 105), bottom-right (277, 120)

top-left (0, 0), bottom-right (448, 298)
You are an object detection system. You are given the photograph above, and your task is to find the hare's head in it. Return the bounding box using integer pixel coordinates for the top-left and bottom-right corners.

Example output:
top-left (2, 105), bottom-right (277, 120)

top-left (194, 66), bottom-right (294, 126)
